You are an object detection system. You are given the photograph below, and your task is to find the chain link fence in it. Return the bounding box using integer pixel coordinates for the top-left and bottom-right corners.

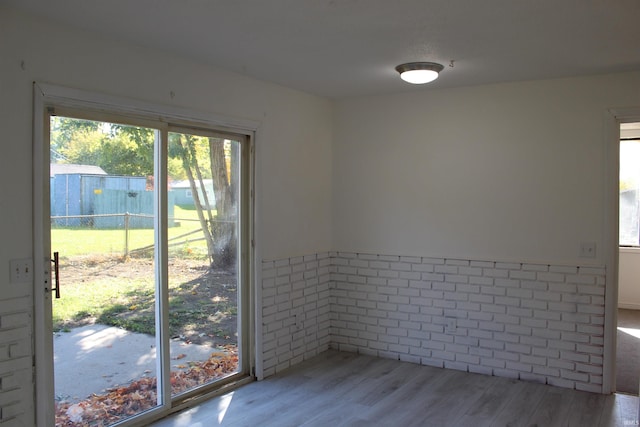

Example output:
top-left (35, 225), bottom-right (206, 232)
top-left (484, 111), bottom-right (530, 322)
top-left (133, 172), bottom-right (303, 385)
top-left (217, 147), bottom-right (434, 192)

top-left (51, 213), bottom-right (212, 258)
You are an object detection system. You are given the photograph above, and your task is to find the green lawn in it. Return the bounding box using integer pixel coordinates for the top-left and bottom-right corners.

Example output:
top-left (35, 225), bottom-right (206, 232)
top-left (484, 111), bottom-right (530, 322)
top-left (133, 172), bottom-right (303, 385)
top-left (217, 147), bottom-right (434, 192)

top-left (51, 206), bottom-right (209, 258)
top-left (51, 205), bottom-right (215, 333)
top-left (52, 274), bottom-right (154, 332)
top-left (51, 256), bottom-right (236, 338)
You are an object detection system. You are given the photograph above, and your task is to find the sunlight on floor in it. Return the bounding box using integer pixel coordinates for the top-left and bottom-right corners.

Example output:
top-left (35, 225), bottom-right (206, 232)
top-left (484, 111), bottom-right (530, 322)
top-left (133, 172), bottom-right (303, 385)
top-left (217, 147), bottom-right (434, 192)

top-left (217, 392), bottom-right (234, 424)
top-left (618, 327), bottom-right (640, 339)
top-left (160, 407), bottom-right (200, 427)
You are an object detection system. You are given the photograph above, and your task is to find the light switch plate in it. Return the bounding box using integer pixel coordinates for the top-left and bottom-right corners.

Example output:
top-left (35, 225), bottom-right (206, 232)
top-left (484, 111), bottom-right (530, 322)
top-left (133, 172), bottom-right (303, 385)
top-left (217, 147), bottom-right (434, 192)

top-left (10, 259), bottom-right (33, 284)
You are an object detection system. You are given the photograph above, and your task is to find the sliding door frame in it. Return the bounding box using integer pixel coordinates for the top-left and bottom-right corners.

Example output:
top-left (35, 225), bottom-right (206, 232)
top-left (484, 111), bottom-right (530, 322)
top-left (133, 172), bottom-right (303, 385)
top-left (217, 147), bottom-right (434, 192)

top-left (33, 82), bottom-right (258, 426)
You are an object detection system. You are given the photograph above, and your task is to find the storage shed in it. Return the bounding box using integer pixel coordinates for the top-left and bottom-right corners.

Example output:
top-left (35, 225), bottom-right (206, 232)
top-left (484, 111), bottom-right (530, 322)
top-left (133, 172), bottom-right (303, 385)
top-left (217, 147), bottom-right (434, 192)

top-left (50, 164), bottom-right (175, 228)
top-left (171, 179), bottom-right (215, 208)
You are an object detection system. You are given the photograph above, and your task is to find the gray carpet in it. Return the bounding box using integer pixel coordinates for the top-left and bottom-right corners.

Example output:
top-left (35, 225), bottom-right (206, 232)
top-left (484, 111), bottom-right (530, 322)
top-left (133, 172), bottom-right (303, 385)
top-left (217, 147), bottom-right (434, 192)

top-left (617, 309), bottom-right (640, 395)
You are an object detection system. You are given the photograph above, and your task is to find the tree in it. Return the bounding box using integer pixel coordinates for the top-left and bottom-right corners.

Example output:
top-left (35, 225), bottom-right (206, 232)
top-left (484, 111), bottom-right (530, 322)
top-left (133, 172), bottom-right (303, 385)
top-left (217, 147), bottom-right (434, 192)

top-left (51, 117), bottom-right (155, 176)
top-left (208, 137), bottom-right (238, 269)
top-left (51, 116), bottom-right (100, 151)
top-left (169, 133), bottom-right (239, 269)
top-left (52, 116), bottom-right (239, 269)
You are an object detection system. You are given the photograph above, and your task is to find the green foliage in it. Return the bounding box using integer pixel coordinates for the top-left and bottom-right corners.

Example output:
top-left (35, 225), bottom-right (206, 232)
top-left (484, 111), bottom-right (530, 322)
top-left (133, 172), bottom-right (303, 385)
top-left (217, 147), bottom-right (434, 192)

top-left (50, 117), bottom-right (211, 181)
top-left (50, 116), bottom-right (100, 153)
top-left (169, 132), bottom-right (213, 179)
top-left (51, 116), bottom-right (154, 176)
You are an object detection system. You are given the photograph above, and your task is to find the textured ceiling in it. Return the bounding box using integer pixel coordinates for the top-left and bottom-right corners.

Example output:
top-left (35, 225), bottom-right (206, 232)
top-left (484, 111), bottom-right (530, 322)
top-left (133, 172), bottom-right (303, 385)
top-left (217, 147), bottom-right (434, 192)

top-left (5, 0), bottom-right (640, 98)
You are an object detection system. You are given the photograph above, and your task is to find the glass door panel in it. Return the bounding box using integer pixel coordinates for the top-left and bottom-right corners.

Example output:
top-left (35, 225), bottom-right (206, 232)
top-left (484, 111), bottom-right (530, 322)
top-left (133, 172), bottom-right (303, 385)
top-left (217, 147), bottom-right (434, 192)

top-left (44, 110), bottom-right (250, 426)
top-left (167, 130), bottom-right (241, 397)
top-left (50, 116), bottom-right (160, 426)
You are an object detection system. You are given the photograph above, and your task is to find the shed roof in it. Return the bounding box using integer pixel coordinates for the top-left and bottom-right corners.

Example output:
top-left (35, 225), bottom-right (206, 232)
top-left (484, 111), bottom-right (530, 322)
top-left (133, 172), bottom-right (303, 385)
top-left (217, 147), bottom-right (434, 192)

top-left (50, 163), bottom-right (107, 177)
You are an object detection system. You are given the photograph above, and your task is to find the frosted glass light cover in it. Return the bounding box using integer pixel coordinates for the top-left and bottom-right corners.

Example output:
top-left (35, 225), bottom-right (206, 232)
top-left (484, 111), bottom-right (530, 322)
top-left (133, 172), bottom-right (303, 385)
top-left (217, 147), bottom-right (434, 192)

top-left (400, 69), bottom-right (439, 84)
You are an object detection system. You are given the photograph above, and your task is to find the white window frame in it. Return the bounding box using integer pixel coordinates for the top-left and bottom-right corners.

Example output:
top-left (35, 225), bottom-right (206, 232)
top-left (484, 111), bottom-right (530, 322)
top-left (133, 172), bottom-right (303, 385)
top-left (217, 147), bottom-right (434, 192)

top-left (603, 106), bottom-right (640, 394)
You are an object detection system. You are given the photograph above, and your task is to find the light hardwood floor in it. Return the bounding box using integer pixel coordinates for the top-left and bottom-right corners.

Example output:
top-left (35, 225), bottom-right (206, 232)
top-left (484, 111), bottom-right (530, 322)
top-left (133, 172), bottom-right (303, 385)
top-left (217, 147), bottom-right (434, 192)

top-left (151, 350), bottom-right (639, 427)
top-left (617, 308), bottom-right (640, 395)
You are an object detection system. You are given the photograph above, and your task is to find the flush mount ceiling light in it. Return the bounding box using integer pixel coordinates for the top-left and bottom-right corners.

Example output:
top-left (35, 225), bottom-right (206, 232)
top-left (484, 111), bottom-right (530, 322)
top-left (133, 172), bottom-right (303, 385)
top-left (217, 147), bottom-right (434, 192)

top-left (395, 62), bottom-right (444, 84)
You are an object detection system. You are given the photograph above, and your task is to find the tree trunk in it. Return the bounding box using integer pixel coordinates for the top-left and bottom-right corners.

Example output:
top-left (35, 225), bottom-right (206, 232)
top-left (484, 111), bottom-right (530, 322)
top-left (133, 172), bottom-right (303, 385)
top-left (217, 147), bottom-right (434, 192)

top-left (209, 137), bottom-right (236, 269)
top-left (177, 136), bottom-right (216, 263)
top-left (187, 136), bottom-right (215, 226)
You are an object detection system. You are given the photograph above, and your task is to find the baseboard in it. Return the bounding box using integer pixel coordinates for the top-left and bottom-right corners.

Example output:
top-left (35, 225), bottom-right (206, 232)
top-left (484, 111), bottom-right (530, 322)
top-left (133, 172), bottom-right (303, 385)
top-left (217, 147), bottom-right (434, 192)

top-left (618, 302), bottom-right (640, 310)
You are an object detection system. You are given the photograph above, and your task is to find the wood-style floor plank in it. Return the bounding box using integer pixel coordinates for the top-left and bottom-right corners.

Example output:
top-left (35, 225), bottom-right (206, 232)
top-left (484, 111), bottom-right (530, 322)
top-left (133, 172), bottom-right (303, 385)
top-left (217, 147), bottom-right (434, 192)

top-left (567, 390), bottom-right (608, 427)
top-left (407, 368), bottom-right (498, 426)
top-left (599, 393), bottom-right (640, 427)
top-left (150, 350), bottom-right (639, 427)
top-left (454, 377), bottom-right (529, 427)
top-left (346, 362), bottom-right (456, 426)
top-left (526, 386), bottom-right (576, 427)
top-left (486, 380), bottom-right (549, 427)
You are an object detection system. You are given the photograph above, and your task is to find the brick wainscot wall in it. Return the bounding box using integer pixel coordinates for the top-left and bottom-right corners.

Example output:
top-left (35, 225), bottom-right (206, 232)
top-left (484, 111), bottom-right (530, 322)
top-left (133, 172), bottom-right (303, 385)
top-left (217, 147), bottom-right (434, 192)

top-left (262, 251), bottom-right (606, 392)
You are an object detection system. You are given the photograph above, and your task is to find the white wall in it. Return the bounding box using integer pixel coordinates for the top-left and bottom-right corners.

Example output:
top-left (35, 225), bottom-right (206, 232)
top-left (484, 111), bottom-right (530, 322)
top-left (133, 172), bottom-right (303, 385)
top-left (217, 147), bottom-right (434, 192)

top-left (0, 8), bottom-right (332, 425)
top-left (0, 8), bottom-right (333, 263)
top-left (619, 249), bottom-right (640, 309)
top-left (329, 72), bottom-right (640, 395)
top-left (333, 72), bottom-right (640, 266)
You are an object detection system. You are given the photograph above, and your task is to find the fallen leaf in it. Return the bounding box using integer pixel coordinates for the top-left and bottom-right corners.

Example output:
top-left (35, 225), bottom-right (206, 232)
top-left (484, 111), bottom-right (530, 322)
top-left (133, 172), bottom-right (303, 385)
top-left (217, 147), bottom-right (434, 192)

top-left (55, 347), bottom-right (239, 426)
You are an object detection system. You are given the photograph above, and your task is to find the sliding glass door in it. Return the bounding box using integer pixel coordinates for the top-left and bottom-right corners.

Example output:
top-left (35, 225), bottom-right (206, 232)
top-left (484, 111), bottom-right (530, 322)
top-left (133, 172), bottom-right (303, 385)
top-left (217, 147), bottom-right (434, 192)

top-left (37, 101), bottom-right (253, 427)
top-left (167, 129), bottom-right (245, 398)
top-left (50, 116), bottom-right (163, 426)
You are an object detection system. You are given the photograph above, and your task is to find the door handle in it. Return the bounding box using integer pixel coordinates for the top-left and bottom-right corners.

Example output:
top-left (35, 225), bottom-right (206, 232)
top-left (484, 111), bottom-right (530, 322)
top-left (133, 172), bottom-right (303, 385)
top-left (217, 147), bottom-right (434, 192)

top-left (51, 252), bottom-right (60, 299)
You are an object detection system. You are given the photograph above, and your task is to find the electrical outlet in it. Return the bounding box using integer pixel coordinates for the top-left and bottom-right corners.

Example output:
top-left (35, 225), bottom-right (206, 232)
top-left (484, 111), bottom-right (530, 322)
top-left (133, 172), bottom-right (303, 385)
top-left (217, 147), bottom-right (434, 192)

top-left (10, 259), bottom-right (33, 284)
top-left (579, 242), bottom-right (596, 258)
top-left (445, 318), bottom-right (457, 334)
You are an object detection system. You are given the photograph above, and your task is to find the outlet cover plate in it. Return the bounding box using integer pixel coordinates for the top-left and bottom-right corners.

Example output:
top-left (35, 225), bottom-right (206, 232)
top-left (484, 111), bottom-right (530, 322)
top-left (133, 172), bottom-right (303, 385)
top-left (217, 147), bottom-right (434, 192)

top-left (445, 318), bottom-right (457, 334)
top-left (579, 242), bottom-right (596, 258)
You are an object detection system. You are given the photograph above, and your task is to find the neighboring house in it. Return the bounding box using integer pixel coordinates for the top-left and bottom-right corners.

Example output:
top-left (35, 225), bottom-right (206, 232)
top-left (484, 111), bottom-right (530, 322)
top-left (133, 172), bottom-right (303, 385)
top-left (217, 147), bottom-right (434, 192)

top-left (171, 179), bottom-right (216, 208)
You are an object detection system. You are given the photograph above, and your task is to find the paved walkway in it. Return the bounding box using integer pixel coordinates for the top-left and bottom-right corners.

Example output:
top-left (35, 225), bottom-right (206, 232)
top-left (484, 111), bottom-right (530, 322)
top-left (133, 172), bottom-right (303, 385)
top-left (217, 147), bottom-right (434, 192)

top-left (54, 324), bottom-right (215, 403)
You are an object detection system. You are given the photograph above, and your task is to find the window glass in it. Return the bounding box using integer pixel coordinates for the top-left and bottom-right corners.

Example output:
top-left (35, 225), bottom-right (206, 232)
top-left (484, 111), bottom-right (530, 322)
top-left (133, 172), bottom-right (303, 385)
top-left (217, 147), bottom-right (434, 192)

top-left (620, 139), bottom-right (640, 246)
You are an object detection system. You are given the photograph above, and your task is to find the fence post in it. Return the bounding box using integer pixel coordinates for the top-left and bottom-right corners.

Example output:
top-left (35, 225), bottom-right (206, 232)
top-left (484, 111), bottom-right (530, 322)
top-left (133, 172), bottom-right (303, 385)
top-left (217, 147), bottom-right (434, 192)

top-left (124, 212), bottom-right (129, 258)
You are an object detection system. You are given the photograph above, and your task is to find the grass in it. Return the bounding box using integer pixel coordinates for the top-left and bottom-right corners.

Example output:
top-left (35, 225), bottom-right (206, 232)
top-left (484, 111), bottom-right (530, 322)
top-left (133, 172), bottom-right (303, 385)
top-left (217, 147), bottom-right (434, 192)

top-left (51, 262), bottom-right (238, 336)
top-left (51, 205), bottom-right (234, 335)
top-left (51, 205), bottom-right (210, 257)
top-left (52, 274), bottom-right (155, 332)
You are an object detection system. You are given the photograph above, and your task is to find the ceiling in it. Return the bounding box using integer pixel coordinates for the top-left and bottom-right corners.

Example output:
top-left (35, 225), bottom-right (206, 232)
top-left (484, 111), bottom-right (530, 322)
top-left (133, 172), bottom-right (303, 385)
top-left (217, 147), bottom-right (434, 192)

top-left (5, 0), bottom-right (640, 99)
